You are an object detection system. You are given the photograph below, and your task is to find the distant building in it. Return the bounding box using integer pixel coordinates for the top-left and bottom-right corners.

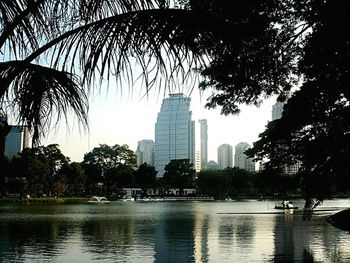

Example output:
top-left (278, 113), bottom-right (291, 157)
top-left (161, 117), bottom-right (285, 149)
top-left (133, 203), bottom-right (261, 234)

top-left (136, 139), bottom-right (155, 166)
top-left (271, 100), bottom-right (301, 174)
top-left (206, 160), bottom-right (219, 170)
top-left (217, 144), bottom-right (233, 169)
top-left (4, 125), bottom-right (30, 158)
top-left (234, 142), bottom-right (255, 172)
top-left (195, 151), bottom-right (201, 172)
top-left (198, 119), bottom-right (208, 170)
top-left (154, 93), bottom-right (195, 177)
top-left (272, 101), bottom-right (285, 121)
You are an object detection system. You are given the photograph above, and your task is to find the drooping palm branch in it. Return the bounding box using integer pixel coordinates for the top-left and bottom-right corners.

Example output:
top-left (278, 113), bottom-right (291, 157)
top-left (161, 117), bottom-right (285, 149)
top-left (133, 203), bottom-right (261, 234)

top-left (0, 0), bottom-right (296, 145)
top-left (0, 61), bottom-right (88, 144)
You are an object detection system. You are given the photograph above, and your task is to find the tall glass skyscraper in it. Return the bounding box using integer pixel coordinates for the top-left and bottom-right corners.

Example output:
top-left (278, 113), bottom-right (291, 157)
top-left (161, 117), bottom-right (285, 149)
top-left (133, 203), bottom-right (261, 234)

top-left (155, 93), bottom-right (195, 177)
top-left (4, 125), bottom-right (29, 158)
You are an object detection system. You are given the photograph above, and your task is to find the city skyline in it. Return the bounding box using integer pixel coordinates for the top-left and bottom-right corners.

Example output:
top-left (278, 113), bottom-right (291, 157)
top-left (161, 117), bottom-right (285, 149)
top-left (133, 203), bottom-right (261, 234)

top-left (40, 88), bottom-right (277, 163)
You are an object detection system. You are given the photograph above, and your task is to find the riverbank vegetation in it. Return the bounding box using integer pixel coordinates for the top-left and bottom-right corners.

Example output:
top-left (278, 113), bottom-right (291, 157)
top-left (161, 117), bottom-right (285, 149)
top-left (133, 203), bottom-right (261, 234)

top-left (1, 144), bottom-right (349, 203)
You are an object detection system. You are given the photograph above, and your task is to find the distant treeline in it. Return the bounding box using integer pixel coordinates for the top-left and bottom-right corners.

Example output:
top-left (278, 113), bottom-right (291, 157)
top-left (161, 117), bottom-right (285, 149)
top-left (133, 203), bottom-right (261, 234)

top-left (1, 144), bottom-right (349, 200)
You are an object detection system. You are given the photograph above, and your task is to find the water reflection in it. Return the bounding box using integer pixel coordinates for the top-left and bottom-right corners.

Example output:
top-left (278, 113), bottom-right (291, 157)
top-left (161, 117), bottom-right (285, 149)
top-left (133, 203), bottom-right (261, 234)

top-left (271, 211), bottom-right (350, 263)
top-left (0, 201), bottom-right (350, 262)
top-left (155, 214), bottom-right (195, 262)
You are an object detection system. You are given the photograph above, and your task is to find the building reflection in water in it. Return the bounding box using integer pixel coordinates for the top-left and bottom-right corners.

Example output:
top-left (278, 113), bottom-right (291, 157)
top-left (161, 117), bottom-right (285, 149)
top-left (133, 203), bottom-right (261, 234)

top-left (1, 202), bottom-right (350, 262)
top-left (154, 213), bottom-right (195, 262)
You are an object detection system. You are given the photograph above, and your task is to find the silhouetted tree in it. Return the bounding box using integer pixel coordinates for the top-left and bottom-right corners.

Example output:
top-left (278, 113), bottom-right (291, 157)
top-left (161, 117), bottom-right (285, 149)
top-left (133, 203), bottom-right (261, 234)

top-left (197, 169), bottom-right (230, 199)
top-left (163, 159), bottom-right (195, 195)
top-left (59, 162), bottom-right (85, 196)
top-left (82, 144), bottom-right (136, 195)
top-left (1, 1), bottom-right (349, 208)
top-left (135, 163), bottom-right (157, 196)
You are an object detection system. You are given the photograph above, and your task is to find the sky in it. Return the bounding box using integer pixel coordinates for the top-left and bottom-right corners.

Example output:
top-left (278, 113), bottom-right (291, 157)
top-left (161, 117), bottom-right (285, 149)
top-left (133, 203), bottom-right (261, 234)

top-left (42, 84), bottom-right (277, 163)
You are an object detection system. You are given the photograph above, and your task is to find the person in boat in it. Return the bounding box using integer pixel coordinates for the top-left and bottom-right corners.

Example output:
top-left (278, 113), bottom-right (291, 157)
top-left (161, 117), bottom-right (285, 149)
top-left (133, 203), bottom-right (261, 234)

top-left (282, 200), bottom-right (294, 209)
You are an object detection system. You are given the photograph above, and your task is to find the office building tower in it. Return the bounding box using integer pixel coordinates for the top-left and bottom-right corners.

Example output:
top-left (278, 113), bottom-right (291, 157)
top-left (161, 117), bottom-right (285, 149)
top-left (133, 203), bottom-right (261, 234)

top-left (217, 144), bottom-right (233, 169)
top-left (136, 139), bottom-right (155, 166)
top-left (198, 119), bottom-right (208, 170)
top-left (4, 125), bottom-right (29, 158)
top-left (154, 93), bottom-right (195, 177)
top-left (272, 101), bottom-right (285, 121)
top-left (271, 100), bottom-right (301, 174)
top-left (234, 142), bottom-right (255, 172)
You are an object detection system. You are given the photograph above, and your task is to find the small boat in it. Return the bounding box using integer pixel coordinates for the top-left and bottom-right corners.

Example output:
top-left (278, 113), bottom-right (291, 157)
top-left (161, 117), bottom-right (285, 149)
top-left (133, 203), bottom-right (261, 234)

top-left (274, 200), bottom-right (298, 210)
top-left (88, 196), bottom-right (110, 203)
top-left (122, 197), bottom-right (135, 202)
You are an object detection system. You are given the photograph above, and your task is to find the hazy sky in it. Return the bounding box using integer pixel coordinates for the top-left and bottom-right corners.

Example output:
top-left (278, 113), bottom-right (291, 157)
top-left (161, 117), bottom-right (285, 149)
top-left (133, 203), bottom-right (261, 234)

top-left (42, 84), bottom-right (276, 163)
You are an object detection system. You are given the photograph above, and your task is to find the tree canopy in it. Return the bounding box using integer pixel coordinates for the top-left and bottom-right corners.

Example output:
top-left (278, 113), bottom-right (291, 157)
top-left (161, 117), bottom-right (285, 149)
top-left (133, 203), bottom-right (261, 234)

top-left (163, 159), bottom-right (195, 195)
top-left (1, 1), bottom-right (349, 205)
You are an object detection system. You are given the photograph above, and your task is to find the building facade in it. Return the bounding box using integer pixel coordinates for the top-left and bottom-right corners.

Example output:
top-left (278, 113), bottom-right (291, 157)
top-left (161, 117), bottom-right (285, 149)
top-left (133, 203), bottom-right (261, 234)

top-left (217, 144), bottom-right (233, 169)
top-left (154, 93), bottom-right (195, 177)
top-left (272, 101), bottom-right (285, 121)
top-left (4, 125), bottom-right (29, 158)
top-left (234, 142), bottom-right (255, 172)
top-left (271, 100), bottom-right (301, 174)
top-left (136, 139), bottom-right (155, 166)
top-left (198, 119), bottom-right (208, 170)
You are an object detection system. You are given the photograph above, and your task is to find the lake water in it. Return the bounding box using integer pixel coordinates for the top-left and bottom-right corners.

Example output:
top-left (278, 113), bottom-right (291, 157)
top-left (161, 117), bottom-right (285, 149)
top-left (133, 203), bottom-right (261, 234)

top-left (0, 199), bottom-right (349, 263)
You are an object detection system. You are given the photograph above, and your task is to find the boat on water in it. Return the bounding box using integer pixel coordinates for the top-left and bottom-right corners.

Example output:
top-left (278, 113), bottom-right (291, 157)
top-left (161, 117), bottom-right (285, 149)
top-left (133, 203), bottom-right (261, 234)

top-left (88, 196), bottom-right (110, 203)
top-left (274, 200), bottom-right (298, 210)
top-left (122, 197), bottom-right (135, 202)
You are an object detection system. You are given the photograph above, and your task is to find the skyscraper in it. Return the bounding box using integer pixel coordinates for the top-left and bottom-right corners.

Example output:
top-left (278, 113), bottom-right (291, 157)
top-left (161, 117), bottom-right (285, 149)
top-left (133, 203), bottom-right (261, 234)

top-left (234, 142), bottom-right (255, 172)
top-left (154, 93), bottom-right (195, 177)
top-left (136, 139), bottom-right (155, 166)
top-left (272, 101), bottom-right (285, 121)
top-left (198, 119), bottom-right (208, 170)
top-left (4, 125), bottom-right (29, 158)
top-left (271, 100), bottom-right (301, 174)
top-left (217, 144), bottom-right (233, 169)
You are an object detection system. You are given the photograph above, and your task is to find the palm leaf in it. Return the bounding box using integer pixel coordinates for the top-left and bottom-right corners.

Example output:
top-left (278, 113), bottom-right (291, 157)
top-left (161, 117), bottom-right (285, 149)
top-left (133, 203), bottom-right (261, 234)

top-left (0, 61), bottom-right (88, 145)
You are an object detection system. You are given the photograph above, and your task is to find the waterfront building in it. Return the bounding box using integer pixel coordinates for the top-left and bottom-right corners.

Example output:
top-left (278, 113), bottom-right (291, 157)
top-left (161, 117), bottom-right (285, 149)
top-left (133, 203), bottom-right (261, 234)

top-left (154, 93), bottom-right (195, 177)
top-left (198, 119), bottom-right (208, 170)
top-left (4, 125), bottom-right (30, 158)
top-left (217, 144), bottom-right (233, 169)
top-left (136, 139), bottom-right (155, 166)
top-left (234, 142), bottom-right (255, 172)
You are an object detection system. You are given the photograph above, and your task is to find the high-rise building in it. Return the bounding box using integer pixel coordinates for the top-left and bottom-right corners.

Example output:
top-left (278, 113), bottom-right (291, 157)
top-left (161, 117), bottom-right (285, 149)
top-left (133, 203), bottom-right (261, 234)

top-left (272, 101), bottom-right (285, 121)
top-left (217, 144), bottom-right (233, 169)
top-left (198, 119), bottom-right (208, 170)
top-left (4, 125), bottom-right (29, 158)
top-left (234, 142), bottom-right (255, 172)
top-left (154, 93), bottom-right (195, 177)
top-left (195, 151), bottom-right (201, 172)
top-left (206, 160), bottom-right (219, 170)
top-left (271, 100), bottom-right (301, 174)
top-left (136, 139), bottom-right (155, 166)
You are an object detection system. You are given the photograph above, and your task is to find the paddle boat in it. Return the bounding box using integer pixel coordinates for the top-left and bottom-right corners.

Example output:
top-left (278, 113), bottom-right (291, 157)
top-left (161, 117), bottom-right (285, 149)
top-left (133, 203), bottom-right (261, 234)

top-left (274, 200), bottom-right (298, 210)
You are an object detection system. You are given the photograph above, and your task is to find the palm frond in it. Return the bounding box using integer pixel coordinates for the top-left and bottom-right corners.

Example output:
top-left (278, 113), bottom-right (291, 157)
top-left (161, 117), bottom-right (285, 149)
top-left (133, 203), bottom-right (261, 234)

top-left (29, 8), bottom-right (235, 93)
top-left (0, 61), bottom-right (88, 145)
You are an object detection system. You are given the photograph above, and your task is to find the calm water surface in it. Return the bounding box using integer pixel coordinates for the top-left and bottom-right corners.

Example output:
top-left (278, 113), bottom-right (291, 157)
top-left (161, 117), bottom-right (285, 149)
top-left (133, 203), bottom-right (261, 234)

top-left (0, 199), bottom-right (349, 263)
